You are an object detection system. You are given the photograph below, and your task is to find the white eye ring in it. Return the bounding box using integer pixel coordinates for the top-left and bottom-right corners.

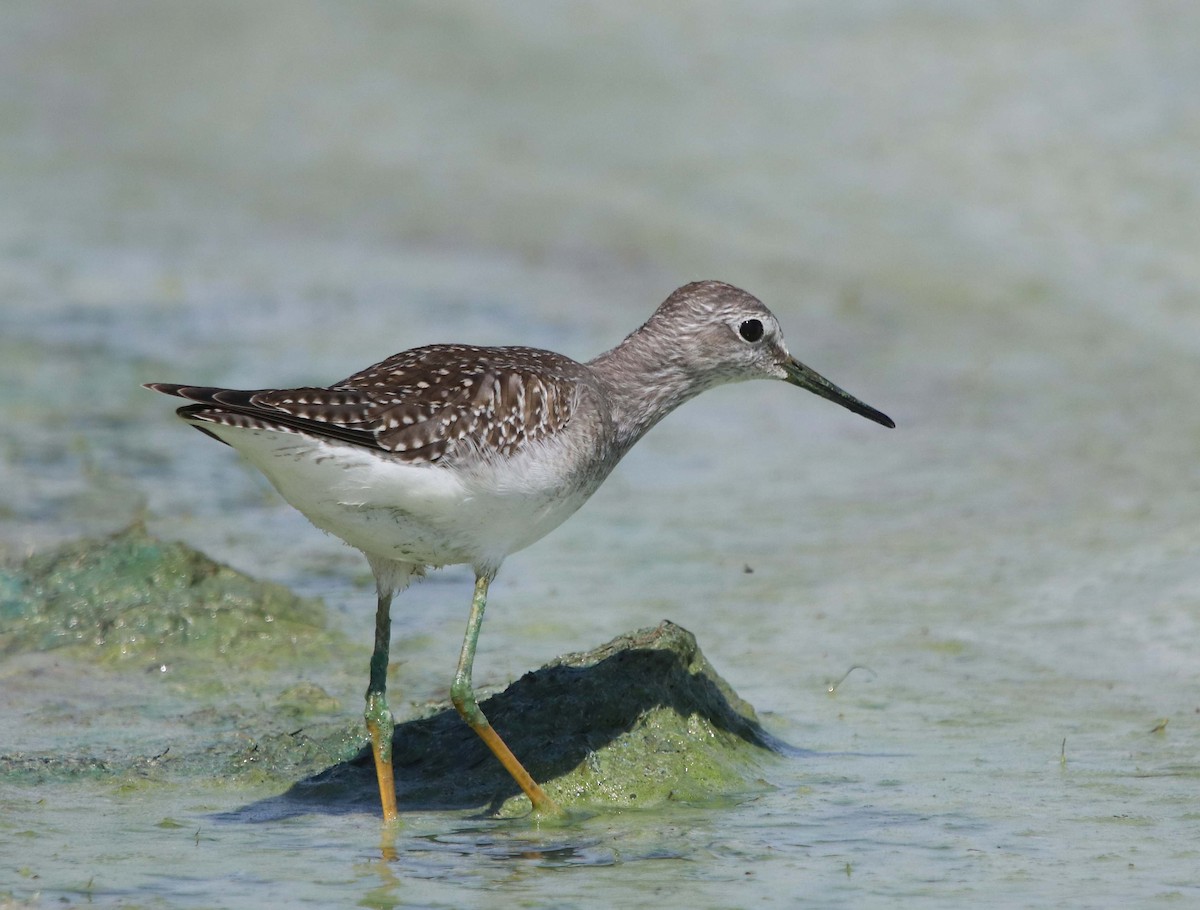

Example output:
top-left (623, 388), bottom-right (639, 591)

top-left (737, 318), bottom-right (765, 343)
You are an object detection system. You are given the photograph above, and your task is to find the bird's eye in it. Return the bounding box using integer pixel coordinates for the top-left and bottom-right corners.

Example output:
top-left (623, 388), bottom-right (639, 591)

top-left (738, 318), bottom-right (765, 343)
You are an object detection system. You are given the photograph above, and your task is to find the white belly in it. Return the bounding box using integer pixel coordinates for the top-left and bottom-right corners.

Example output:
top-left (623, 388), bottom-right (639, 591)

top-left (201, 425), bottom-right (598, 572)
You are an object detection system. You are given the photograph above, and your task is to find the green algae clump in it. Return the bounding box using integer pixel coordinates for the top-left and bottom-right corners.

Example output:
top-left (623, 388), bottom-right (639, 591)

top-left (493, 621), bottom-right (781, 812)
top-left (0, 523), bottom-right (336, 671)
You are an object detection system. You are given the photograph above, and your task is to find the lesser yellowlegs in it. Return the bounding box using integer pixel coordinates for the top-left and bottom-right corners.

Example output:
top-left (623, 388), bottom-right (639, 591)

top-left (146, 280), bottom-right (893, 822)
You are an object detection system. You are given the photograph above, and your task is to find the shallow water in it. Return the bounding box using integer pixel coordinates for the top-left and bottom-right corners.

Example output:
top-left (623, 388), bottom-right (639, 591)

top-left (3, 2), bottom-right (1200, 907)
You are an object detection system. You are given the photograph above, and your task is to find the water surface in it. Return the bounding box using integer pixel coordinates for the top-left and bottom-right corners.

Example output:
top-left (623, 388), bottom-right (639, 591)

top-left (2, 2), bottom-right (1198, 907)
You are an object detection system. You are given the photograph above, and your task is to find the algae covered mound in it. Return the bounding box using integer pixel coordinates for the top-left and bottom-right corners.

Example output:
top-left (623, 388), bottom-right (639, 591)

top-left (504, 619), bottom-right (781, 812)
top-left (0, 523), bottom-right (336, 669)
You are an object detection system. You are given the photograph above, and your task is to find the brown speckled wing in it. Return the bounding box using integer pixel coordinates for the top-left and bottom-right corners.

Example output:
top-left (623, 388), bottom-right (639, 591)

top-left (148, 344), bottom-right (583, 465)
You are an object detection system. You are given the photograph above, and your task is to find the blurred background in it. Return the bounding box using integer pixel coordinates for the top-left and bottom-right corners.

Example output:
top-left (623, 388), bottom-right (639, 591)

top-left (2, 2), bottom-right (1198, 906)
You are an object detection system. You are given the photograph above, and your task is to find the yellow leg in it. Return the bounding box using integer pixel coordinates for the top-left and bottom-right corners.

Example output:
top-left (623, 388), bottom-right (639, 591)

top-left (365, 695), bottom-right (398, 824)
top-left (365, 588), bottom-right (400, 824)
top-left (451, 573), bottom-right (563, 816)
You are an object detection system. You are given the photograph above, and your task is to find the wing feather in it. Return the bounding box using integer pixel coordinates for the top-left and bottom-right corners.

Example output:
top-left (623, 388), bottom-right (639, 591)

top-left (146, 344), bottom-right (586, 464)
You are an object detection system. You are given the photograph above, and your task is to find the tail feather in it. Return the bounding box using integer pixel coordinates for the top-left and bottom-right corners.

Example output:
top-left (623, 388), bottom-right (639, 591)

top-left (144, 382), bottom-right (379, 450)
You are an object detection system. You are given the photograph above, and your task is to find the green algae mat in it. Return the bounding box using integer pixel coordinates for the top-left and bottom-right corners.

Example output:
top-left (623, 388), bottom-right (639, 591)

top-left (0, 523), bottom-right (333, 668)
top-left (1, 526), bottom-right (779, 815)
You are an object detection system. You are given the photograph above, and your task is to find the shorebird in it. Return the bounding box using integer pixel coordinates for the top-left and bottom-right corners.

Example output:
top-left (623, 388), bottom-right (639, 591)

top-left (146, 280), bottom-right (893, 822)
